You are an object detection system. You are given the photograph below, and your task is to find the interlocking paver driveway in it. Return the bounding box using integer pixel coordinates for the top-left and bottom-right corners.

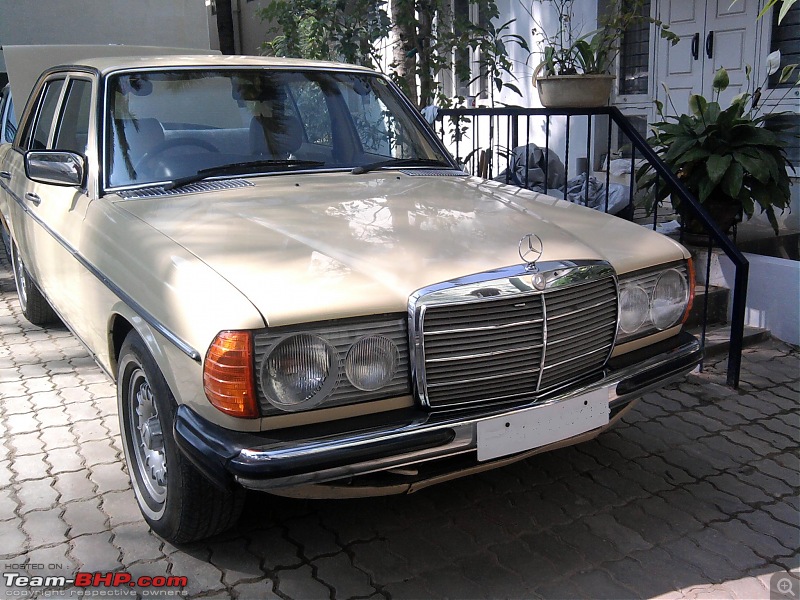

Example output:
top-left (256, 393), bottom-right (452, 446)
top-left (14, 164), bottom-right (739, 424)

top-left (0, 245), bottom-right (798, 599)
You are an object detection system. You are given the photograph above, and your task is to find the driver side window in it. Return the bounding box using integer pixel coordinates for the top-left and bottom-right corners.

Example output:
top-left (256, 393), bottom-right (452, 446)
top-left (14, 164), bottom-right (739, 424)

top-left (54, 79), bottom-right (93, 156)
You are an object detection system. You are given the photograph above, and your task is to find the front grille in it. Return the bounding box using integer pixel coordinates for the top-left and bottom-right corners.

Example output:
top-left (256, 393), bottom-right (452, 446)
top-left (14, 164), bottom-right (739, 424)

top-left (420, 276), bottom-right (617, 409)
top-left (539, 277), bottom-right (618, 390)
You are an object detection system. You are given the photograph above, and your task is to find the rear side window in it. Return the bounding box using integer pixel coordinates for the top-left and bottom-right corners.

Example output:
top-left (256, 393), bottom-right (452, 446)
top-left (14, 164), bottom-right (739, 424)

top-left (1, 87), bottom-right (15, 144)
top-left (29, 79), bottom-right (65, 150)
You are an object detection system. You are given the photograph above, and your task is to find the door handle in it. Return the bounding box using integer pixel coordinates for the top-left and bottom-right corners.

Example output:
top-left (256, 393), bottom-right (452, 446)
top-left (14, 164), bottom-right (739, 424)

top-left (0, 171), bottom-right (11, 180)
top-left (24, 192), bottom-right (42, 206)
top-left (691, 33), bottom-right (700, 61)
top-left (705, 31), bottom-right (714, 59)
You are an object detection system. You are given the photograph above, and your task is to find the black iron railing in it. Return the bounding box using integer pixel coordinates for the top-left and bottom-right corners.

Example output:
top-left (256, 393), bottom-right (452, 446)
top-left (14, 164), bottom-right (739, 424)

top-left (434, 106), bottom-right (748, 387)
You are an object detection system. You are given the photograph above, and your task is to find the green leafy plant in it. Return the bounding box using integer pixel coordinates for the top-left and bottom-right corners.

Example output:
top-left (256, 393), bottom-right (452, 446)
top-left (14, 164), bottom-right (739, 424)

top-left (638, 51), bottom-right (799, 235)
top-left (462, 16), bottom-right (529, 105)
top-left (759, 0), bottom-right (797, 21)
top-left (260, 0), bottom-right (524, 109)
top-left (526, 0), bottom-right (679, 77)
top-left (259, 0), bottom-right (391, 70)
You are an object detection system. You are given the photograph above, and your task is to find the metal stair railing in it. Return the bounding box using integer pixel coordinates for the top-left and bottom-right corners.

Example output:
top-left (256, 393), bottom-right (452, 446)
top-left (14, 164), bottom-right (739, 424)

top-left (435, 105), bottom-right (748, 387)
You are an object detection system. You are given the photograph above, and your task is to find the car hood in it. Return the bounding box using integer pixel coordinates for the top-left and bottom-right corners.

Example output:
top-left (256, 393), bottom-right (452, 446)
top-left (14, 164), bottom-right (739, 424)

top-left (115, 172), bottom-right (688, 327)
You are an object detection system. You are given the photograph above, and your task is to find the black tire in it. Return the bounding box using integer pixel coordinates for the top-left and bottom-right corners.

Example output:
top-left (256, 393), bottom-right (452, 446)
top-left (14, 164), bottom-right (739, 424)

top-left (10, 241), bottom-right (59, 325)
top-left (117, 330), bottom-right (244, 543)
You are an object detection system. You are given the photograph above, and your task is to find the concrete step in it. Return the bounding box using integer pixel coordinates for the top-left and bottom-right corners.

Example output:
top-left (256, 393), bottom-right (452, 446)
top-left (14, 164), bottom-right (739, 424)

top-left (686, 284), bottom-right (729, 328)
top-left (688, 323), bottom-right (771, 358)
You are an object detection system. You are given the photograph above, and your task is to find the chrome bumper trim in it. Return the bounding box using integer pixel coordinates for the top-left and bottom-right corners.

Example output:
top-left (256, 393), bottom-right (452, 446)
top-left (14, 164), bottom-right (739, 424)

top-left (174, 334), bottom-right (701, 492)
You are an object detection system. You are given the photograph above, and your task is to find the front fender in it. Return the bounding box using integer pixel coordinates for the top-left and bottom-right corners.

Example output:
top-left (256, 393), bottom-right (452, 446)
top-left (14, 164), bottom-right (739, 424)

top-left (107, 302), bottom-right (263, 433)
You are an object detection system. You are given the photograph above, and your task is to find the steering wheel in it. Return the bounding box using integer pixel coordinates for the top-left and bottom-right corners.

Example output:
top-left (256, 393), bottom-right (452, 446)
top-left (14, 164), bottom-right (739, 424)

top-left (134, 138), bottom-right (220, 173)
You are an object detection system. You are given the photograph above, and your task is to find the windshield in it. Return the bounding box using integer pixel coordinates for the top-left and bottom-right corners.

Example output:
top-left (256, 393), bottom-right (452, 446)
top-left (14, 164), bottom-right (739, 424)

top-left (105, 68), bottom-right (452, 189)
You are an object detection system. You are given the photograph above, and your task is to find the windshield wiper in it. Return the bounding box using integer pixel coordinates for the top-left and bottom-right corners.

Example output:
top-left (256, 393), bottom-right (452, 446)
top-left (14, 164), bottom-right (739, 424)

top-left (163, 159), bottom-right (326, 190)
top-left (351, 157), bottom-right (455, 175)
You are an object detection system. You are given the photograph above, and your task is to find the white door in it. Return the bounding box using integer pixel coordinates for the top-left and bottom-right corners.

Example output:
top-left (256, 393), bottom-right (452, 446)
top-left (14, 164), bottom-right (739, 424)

top-left (656, 0), bottom-right (761, 115)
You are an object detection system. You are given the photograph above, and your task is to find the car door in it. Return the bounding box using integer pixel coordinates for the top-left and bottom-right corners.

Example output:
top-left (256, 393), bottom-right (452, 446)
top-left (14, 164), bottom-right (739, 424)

top-left (0, 85), bottom-right (16, 252)
top-left (7, 73), bottom-right (96, 331)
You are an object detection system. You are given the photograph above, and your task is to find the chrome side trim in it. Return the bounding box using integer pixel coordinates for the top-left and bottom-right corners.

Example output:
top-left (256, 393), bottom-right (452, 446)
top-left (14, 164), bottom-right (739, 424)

top-left (2, 182), bottom-right (201, 362)
top-left (6, 243), bottom-right (114, 380)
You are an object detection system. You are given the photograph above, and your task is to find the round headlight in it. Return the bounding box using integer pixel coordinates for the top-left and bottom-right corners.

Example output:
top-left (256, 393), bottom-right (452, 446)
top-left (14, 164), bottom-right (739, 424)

top-left (619, 285), bottom-right (649, 334)
top-left (261, 334), bottom-right (337, 411)
top-left (651, 269), bottom-right (689, 330)
top-left (345, 335), bottom-right (400, 391)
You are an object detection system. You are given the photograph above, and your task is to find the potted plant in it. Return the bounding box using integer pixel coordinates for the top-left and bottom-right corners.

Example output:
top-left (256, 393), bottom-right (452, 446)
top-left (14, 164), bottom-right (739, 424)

top-left (638, 51), bottom-right (799, 237)
top-left (527, 0), bottom-right (679, 107)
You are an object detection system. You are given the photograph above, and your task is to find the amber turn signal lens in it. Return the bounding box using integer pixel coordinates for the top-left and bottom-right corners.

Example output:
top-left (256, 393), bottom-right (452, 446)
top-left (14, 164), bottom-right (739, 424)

top-left (203, 331), bottom-right (259, 418)
top-left (681, 257), bottom-right (696, 325)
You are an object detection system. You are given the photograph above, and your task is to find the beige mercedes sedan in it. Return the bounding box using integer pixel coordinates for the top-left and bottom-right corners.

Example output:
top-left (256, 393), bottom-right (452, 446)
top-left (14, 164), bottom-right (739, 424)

top-left (0, 48), bottom-right (701, 543)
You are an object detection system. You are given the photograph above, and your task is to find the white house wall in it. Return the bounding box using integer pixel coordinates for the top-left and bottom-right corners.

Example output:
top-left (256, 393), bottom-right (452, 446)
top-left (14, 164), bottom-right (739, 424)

top-left (0, 0), bottom-right (212, 76)
top-left (0, 0), bottom-right (211, 48)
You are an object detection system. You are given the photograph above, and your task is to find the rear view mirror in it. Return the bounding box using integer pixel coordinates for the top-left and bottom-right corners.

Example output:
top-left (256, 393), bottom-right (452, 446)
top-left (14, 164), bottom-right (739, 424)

top-left (25, 151), bottom-right (85, 187)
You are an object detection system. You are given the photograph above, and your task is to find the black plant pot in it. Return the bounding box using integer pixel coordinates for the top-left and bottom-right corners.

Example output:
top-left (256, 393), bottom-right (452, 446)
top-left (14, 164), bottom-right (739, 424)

top-left (676, 195), bottom-right (742, 246)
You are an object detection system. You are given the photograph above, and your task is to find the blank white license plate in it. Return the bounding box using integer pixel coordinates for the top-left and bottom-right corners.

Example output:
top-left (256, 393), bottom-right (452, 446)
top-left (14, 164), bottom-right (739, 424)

top-left (477, 388), bottom-right (610, 462)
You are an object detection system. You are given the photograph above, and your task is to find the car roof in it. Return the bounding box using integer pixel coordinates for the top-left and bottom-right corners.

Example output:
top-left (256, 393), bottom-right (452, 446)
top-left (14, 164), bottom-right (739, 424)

top-left (83, 54), bottom-right (375, 75)
top-left (4, 45), bottom-right (373, 115)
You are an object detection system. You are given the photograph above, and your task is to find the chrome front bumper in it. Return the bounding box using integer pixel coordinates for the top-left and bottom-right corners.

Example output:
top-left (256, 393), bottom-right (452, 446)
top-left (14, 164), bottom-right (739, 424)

top-left (174, 332), bottom-right (702, 495)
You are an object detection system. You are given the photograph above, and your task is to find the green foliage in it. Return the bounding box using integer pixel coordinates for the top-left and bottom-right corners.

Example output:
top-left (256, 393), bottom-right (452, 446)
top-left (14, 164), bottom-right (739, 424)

top-left (638, 58), bottom-right (799, 235)
top-left (259, 0), bottom-right (524, 109)
top-left (389, 0), bottom-right (459, 108)
top-left (756, 0), bottom-right (798, 22)
top-left (463, 16), bottom-right (529, 105)
top-left (528, 0), bottom-right (679, 77)
top-left (388, 0), bottom-right (526, 107)
top-left (259, 0), bottom-right (391, 69)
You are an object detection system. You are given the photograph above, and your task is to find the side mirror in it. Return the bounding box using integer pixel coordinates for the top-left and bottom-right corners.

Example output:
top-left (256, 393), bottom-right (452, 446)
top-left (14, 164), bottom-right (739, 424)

top-left (24, 150), bottom-right (85, 187)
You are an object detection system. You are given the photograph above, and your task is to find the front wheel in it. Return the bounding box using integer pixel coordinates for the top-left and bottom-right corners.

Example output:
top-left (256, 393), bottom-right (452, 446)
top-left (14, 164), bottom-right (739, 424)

top-left (10, 241), bottom-right (58, 325)
top-left (1, 225), bottom-right (11, 260)
top-left (117, 331), bottom-right (244, 543)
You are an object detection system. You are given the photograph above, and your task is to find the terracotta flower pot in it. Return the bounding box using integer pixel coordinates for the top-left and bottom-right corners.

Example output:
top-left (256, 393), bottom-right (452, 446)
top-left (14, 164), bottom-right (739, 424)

top-left (535, 74), bottom-right (615, 108)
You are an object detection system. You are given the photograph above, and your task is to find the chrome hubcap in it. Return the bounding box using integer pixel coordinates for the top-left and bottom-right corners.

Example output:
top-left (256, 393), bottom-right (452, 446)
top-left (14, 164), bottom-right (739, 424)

top-left (128, 367), bottom-right (167, 504)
